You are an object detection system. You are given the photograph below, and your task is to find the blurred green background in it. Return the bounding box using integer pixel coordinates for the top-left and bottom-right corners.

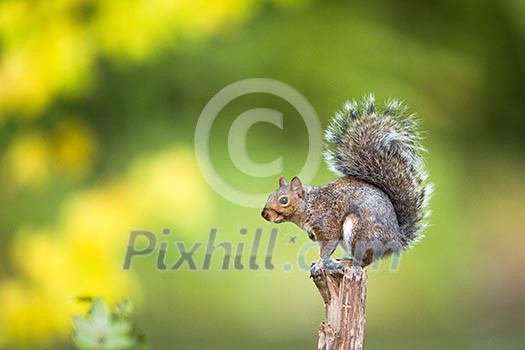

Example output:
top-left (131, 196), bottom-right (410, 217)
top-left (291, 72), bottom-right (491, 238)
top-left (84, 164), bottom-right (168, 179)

top-left (1, 0), bottom-right (524, 349)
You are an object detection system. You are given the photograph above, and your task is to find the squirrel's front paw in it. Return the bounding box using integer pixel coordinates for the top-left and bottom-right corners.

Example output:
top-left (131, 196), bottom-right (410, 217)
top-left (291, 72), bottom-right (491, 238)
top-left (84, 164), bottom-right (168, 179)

top-left (321, 258), bottom-right (345, 271)
top-left (309, 258), bottom-right (345, 276)
top-left (309, 259), bottom-right (323, 276)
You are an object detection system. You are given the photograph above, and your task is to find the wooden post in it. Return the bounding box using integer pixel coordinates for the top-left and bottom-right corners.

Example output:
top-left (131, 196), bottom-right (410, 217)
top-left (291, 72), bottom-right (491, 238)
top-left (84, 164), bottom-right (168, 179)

top-left (310, 266), bottom-right (368, 350)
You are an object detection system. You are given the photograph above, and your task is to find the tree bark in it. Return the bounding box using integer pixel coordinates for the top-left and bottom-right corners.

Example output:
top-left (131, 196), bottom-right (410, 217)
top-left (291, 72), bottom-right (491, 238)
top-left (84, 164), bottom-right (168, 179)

top-left (311, 267), bottom-right (367, 350)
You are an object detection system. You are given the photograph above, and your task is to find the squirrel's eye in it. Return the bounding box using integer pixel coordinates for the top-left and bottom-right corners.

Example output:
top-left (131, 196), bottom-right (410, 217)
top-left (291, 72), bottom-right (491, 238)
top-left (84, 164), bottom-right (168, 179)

top-left (279, 197), bottom-right (289, 205)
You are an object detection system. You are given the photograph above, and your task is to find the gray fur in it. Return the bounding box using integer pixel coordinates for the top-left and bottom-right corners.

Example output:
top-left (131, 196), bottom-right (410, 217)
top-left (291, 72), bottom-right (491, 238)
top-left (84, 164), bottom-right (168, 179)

top-left (324, 95), bottom-right (432, 246)
top-left (261, 95), bottom-right (432, 266)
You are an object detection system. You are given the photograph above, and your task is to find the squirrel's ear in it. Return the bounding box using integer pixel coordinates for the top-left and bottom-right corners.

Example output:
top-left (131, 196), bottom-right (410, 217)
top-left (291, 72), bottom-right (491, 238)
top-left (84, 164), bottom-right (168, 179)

top-left (291, 176), bottom-right (305, 198)
top-left (279, 176), bottom-right (287, 187)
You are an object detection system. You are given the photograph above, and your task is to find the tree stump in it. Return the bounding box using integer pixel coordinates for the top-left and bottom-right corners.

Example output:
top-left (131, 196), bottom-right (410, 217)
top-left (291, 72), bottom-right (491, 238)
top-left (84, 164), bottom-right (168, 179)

top-left (310, 266), bottom-right (367, 350)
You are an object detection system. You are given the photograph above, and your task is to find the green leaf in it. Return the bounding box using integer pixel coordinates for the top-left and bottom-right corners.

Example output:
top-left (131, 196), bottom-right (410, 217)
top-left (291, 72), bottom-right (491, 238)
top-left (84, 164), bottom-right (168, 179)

top-left (71, 297), bottom-right (141, 350)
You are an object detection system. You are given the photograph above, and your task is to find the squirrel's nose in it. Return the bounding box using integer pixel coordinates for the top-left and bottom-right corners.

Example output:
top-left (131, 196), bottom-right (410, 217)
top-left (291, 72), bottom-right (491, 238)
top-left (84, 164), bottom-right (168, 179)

top-left (261, 208), bottom-right (269, 220)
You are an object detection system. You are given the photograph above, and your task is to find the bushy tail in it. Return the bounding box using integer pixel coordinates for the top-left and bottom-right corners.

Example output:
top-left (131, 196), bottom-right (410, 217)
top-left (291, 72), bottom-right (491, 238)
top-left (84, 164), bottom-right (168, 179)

top-left (324, 95), bottom-right (432, 246)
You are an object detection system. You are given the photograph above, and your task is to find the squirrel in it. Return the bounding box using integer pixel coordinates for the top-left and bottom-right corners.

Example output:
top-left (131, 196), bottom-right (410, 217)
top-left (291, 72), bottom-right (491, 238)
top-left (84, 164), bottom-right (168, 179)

top-left (261, 95), bottom-right (432, 269)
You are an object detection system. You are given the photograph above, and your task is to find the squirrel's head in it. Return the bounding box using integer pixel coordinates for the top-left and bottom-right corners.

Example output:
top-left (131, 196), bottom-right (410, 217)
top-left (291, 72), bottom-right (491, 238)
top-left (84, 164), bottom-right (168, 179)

top-left (261, 176), bottom-right (305, 223)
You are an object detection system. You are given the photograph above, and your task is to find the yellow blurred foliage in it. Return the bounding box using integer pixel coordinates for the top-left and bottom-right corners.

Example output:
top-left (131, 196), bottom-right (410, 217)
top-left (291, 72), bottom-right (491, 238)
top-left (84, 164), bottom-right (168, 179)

top-left (0, 147), bottom-right (211, 345)
top-left (53, 122), bottom-right (95, 177)
top-left (0, 280), bottom-right (69, 344)
top-left (0, 0), bottom-right (257, 119)
top-left (0, 0), bottom-right (92, 116)
top-left (3, 121), bottom-right (95, 188)
top-left (3, 131), bottom-right (52, 187)
top-left (127, 148), bottom-right (211, 233)
top-left (0, 0), bottom-right (300, 346)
